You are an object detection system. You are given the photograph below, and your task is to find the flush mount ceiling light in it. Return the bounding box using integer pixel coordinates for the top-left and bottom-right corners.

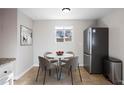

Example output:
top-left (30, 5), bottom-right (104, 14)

top-left (62, 8), bottom-right (71, 13)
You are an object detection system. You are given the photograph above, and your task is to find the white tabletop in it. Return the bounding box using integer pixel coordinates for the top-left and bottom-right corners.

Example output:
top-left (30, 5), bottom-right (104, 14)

top-left (46, 53), bottom-right (73, 59)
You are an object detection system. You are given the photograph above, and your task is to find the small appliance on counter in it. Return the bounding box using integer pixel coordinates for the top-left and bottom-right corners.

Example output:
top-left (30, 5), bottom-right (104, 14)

top-left (103, 57), bottom-right (123, 84)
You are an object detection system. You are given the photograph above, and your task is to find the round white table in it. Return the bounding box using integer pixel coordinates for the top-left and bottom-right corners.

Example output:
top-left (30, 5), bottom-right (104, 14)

top-left (46, 53), bottom-right (73, 80)
top-left (46, 53), bottom-right (73, 60)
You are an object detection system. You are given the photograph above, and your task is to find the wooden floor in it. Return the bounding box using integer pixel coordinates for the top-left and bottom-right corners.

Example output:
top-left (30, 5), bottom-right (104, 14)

top-left (14, 67), bottom-right (112, 85)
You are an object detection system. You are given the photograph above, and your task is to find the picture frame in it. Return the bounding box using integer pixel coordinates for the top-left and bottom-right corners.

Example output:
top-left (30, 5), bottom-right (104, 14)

top-left (56, 29), bottom-right (64, 42)
top-left (20, 25), bottom-right (32, 46)
top-left (64, 29), bottom-right (72, 42)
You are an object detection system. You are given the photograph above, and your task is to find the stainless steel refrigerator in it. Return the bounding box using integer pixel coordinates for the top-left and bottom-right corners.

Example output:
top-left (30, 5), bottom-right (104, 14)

top-left (83, 27), bottom-right (108, 74)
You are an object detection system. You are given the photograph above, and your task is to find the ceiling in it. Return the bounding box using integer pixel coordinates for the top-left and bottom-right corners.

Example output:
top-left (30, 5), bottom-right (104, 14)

top-left (19, 8), bottom-right (114, 20)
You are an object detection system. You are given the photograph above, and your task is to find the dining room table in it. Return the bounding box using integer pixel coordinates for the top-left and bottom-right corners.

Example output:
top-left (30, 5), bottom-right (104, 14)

top-left (46, 53), bottom-right (73, 60)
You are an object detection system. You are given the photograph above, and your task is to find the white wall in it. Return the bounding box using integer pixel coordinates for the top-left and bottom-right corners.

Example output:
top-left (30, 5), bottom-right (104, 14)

top-left (0, 10), bottom-right (2, 56)
top-left (0, 8), bottom-right (18, 79)
top-left (15, 10), bottom-right (33, 79)
top-left (33, 20), bottom-right (95, 66)
top-left (97, 9), bottom-right (124, 82)
top-left (0, 9), bottom-right (17, 58)
top-left (0, 9), bottom-right (33, 79)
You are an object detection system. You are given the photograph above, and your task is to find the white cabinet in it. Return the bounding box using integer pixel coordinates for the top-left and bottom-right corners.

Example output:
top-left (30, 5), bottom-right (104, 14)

top-left (0, 62), bottom-right (14, 85)
top-left (0, 72), bottom-right (14, 85)
top-left (0, 62), bottom-right (14, 75)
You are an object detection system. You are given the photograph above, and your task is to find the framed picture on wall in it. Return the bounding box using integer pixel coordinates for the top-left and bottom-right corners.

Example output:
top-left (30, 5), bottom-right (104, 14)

top-left (64, 29), bottom-right (72, 42)
top-left (20, 25), bottom-right (32, 46)
top-left (56, 29), bottom-right (64, 42)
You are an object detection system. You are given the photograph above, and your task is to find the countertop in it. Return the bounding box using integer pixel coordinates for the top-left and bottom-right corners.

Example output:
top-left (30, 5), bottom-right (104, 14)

top-left (0, 58), bottom-right (16, 66)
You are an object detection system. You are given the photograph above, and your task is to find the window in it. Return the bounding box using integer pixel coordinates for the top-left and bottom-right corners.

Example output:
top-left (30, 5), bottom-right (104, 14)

top-left (55, 26), bottom-right (72, 42)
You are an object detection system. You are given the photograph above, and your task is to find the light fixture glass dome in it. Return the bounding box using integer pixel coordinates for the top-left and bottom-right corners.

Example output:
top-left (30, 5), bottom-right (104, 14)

top-left (62, 8), bottom-right (71, 13)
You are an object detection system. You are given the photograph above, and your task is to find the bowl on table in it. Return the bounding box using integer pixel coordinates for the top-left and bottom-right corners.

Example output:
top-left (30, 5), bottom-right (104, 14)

top-left (56, 51), bottom-right (64, 56)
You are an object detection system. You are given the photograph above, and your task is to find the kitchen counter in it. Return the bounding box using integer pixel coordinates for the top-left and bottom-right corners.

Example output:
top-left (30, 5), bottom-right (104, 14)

top-left (0, 58), bottom-right (16, 66)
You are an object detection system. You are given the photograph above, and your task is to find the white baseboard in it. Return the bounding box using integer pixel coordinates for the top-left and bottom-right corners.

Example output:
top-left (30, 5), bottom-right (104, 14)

top-left (33, 63), bottom-right (83, 67)
top-left (14, 65), bottom-right (33, 80)
top-left (33, 63), bottom-right (39, 67)
top-left (122, 80), bottom-right (124, 85)
top-left (79, 64), bottom-right (83, 66)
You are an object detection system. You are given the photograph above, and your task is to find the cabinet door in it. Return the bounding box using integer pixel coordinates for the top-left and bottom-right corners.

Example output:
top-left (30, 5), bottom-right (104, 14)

top-left (0, 62), bottom-right (14, 76)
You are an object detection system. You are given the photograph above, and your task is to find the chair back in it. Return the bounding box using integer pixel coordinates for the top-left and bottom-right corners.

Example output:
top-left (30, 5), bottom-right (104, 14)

top-left (66, 51), bottom-right (75, 56)
top-left (66, 56), bottom-right (79, 70)
top-left (38, 56), bottom-right (50, 69)
top-left (44, 52), bottom-right (54, 59)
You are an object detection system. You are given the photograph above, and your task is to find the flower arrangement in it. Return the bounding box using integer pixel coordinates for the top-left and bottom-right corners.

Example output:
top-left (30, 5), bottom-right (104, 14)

top-left (56, 51), bottom-right (64, 56)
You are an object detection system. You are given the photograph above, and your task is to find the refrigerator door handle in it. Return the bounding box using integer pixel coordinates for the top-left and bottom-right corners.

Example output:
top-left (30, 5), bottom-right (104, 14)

top-left (88, 28), bottom-right (91, 53)
top-left (89, 29), bottom-right (92, 54)
top-left (84, 53), bottom-right (90, 56)
top-left (88, 30), bottom-right (90, 52)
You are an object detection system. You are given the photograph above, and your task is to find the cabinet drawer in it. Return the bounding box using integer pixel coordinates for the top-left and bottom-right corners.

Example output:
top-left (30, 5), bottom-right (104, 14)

top-left (0, 62), bottom-right (14, 76)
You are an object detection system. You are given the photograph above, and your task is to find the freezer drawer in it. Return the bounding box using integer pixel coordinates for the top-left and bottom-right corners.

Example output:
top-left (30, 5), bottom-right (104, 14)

top-left (84, 53), bottom-right (92, 73)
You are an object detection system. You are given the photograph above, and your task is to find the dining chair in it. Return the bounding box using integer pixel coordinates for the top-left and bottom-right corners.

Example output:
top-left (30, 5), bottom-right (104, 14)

top-left (66, 51), bottom-right (75, 56)
top-left (44, 52), bottom-right (58, 63)
top-left (60, 51), bottom-right (75, 76)
top-left (44, 52), bottom-right (58, 76)
top-left (59, 56), bottom-right (82, 85)
top-left (35, 56), bottom-right (58, 85)
top-left (60, 51), bottom-right (75, 62)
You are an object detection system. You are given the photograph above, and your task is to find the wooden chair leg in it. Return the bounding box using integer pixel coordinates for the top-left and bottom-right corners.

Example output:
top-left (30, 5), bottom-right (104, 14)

top-left (78, 65), bottom-right (82, 82)
top-left (59, 67), bottom-right (62, 80)
top-left (43, 67), bottom-right (47, 85)
top-left (49, 69), bottom-right (51, 76)
top-left (36, 66), bottom-right (40, 82)
top-left (55, 68), bottom-right (58, 80)
top-left (42, 68), bottom-right (43, 72)
top-left (68, 69), bottom-right (70, 76)
top-left (56, 64), bottom-right (60, 80)
top-left (70, 66), bottom-right (73, 85)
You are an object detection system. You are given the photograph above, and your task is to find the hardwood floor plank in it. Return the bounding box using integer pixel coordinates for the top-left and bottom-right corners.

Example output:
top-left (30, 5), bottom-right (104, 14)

top-left (14, 67), bottom-right (112, 85)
